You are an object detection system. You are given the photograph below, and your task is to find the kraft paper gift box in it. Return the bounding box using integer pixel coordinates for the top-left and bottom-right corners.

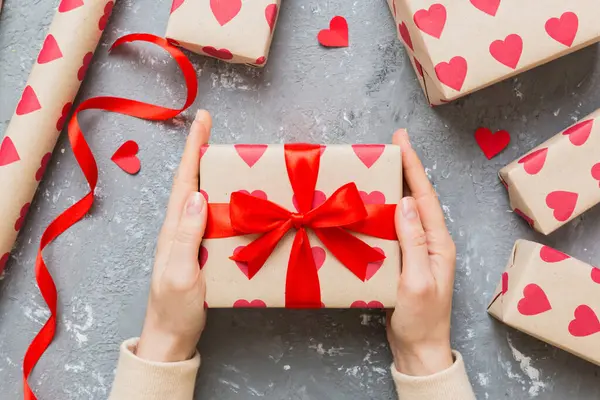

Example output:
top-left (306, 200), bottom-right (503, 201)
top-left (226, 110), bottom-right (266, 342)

top-left (387, 0), bottom-right (600, 105)
top-left (488, 240), bottom-right (600, 366)
top-left (199, 144), bottom-right (401, 308)
top-left (499, 109), bottom-right (600, 235)
top-left (166, 0), bottom-right (280, 66)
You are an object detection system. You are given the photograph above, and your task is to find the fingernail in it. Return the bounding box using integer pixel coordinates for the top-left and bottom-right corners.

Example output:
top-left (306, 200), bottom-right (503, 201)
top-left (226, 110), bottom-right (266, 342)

top-left (186, 192), bottom-right (205, 215)
top-left (402, 197), bottom-right (418, 220)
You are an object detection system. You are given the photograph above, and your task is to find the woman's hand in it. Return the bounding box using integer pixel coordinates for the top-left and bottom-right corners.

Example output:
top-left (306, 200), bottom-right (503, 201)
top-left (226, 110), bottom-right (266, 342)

top-left (136, 110), bottom-right (212, 363)
top-left (387, 130), bottom-right (457, 376)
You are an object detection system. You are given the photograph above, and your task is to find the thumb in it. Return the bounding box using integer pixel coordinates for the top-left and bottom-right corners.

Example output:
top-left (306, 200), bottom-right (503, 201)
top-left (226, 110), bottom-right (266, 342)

top-left (396, 197), bottom-right (431, 282)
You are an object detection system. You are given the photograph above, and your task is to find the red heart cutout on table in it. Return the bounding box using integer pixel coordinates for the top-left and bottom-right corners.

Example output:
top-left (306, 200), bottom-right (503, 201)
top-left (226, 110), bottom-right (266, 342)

top-left (518, 148), bottom-right (548, 175)
top-left (517, 284), bottom-right (552, 316)
top-left (546, 12), bottom-right (579, 47)
top-left (413, 4), bottom-right (446, 39)
top-left (592, 163), bottom-right (600, 187)
top-left (233, 299), bottom-right (267, 308)
top-left (474, 128), bottom-right (510, 159)
top-left (235, 144), bottom-right (268, 167)
top-left (350, 301), bottom-right (384, 309)
top-left (16, 86), bottom-right (41, 115)
top-left (489, 34), bottom-right (522, 69)
top-left (14, 203), bottom-right (31, 232)
top-left (203, 46), bottom-right (234, 60)
top-left (435, 57), bottom-right (468, 91)
top-left (470, 0), bottom-right (500, 16)
top-left (210, 0), bottom-right (242, 26)
top-left (199, 246), bottom-right (208, 269)
top-left (35, 153), bottom-right (52, 182)
top-left (501, 272), bottom-right (509, 295)
top-left (200, 190), bottom-right (209, 202)
top-left (312, 246), bottom-right (326, 270)
top-left (0, 252), bottom-right (9, 274)
top-left (293, 190), bottom-right (327, 211)
top-left (237, 190), bottom-right (268, 200)
top-left (38, 34), bottom-right (63, 64)
top-left (568, 305), bottom-right (600, 337)
top-left (514, 209), bottom-right (534, 228)
top-left (399, 22), bottom-right (413, 51)
top-left (359, 191), bottom-right (386, 205)
top-left (546, 191), bottom-right (578, 222)
top-left (111, 140), bottom-right (141, 175)
top-left (414, 57), bottom-right (424, 77)
top-left (58, 0), bottom-right (83, 12)
top-left (265, 4), bottom-right (278, 33)
top-left (99, 1), bottom-right (114, 31)
top-left (352, 144), bottom-right (385, 168)
top-left (366, 247), bottom-right (385, 281)
top-left (233, 246), bottom-right (249, 277)
top-left (318, 16), bottom-right (349, 48)
top-left (255, 56), bottom-right (266, 65)
top-left (539, 245), bottom-right (570, 263)
top-left (56, 102), bottom-right (72, 131)
top-left (78, 52), bottom-right (94, 82)
top-left (171, 0), bottom-right (184, 14)
top-left (562, 119), bottom-right (594, 146)
top-left (0, 137), bottom-right (20, 167)
top-left (591, 267), bottom-right (600, 284)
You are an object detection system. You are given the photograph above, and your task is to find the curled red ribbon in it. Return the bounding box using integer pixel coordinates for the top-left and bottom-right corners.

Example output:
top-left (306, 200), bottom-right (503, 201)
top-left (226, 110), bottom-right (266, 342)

top-left (23, 34), bottom-right (197, 400)
top-left (205, 144), bottom-right (397, 308)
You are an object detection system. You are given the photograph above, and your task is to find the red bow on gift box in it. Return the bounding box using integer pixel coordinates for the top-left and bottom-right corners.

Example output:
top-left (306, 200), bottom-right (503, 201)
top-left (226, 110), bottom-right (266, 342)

top-left (205, 144), bottom-right (397, 308)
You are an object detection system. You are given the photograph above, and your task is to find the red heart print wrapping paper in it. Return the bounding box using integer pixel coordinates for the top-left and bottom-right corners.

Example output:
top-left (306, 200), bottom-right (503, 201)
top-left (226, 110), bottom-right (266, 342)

top-left (499, 109), bottom-right (600, 235)
top-left (488, 240), bottom-right (600, 366)
top-left (199, 144), bottom-right (401, 308)
top-left (387, 0), bottom-right (600, 105)
top-left (166, 0), bottom-right (280, 66)
top-left (0, 0), bottom-right (115, 274)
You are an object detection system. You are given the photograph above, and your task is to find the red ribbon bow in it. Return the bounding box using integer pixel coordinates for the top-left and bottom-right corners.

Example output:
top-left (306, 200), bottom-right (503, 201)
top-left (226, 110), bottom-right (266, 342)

top-left (205, 144), bottom-right (397, 308)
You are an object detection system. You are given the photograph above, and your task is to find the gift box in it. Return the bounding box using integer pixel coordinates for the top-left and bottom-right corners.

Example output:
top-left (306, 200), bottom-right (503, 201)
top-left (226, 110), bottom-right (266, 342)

top-left (488, 240), bottom-right (600, 366)
top-left (165, 0), bottom-right (280, 66)
top-left (388, 0), bottom-right (600, 105)
top-left (499, 109), bottom-right (600, 235)
top-left (199, 144), bottom-right (401, 308)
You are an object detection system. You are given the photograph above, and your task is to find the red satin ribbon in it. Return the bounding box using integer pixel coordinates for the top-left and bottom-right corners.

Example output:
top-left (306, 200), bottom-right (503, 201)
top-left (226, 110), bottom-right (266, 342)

top-left (205, 144), bottom-right (397, 308)
top-left (22, 34), bottom-right (197, 400)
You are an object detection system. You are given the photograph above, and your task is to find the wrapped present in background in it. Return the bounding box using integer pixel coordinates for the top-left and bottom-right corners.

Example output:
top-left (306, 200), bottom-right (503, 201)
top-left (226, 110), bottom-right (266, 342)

top-left (199, 144), bottom-right (401, 308)
top-left (387, 0), bottom-right (600, 105)
top-left (166, 0), bottom-right (280, 66)
top-left (499, 109), bottom-right (600, 235)
top-left (488, 240), bottom-right (600, 366)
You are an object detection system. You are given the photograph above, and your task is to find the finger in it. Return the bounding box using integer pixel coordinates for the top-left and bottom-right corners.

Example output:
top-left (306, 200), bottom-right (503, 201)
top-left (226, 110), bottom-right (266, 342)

top-left (395, 196), bottom-right (432, 283)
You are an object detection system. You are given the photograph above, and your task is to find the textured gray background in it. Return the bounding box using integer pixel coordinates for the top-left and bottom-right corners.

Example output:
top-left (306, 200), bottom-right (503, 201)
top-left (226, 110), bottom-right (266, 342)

top-left (1, 0), bottom-right (600, 399)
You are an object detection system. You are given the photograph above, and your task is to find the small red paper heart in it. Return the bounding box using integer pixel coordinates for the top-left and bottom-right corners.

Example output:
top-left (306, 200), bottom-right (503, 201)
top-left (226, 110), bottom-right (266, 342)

top-left (0, 252), bottom-right (9, 275)
top-left (235, 144), bottom-right (268, 167)
top-left (233, 246), bottom-right (249, 277)
top-left (233, 299), bottom-right (267, 308)
top-left (210, 0), bottom-right (242, 26)
top-left (514, 208), bottom-right (534, 228)
top-left (170, 0), bottom-right (184, 14)
top-left (352, 144), bottom-right (385, 168)
top-left (16, 86), bottom-right (41, 116)
top-left (35, 152), bottom-right (52, 182)
top-left (318, 16), bottom-right (349, 48)
top-left (470, 0), bottom-right (500, 16)
top-left (413, 4), bottom-right (447, 39)
top-left (501, 272), bottom-right (508, 295)
top-left (237, 190), bottom-right (268, 201)
top-left (546, 190), bottom-right (578, 222)
top-left (0, 137), bottom-right (20, 167)
top-left (99, 1), bottom-right (114, 31)
top-left (489, 34), bottom-right (522, 69)
top-left (200, 190), bottom-right (209, 202)
top-left (14, 203), bottom-right (31, 232)
top-left (350, 300), bottom-right (384, 309)
top-left (592, 163), bottom-right (600, 187)
top-left (293, 190), bottom-right (327, 211)
top-left (312, 246), bottom-right (326, 270)
top-left (38, 34), bottom-right (63, 64)
top-left (414, 57), bottom-right (424, 77)
top-left (591, 267), bottom-right (600, 284)
top-left (58, 0), bottom-right (84, 12)
top-left (435, 57), bottom-right (468, 91)
top-left (474, 128), bottom-right (510, 159)
top-left (265, 4), bottom-right (278, 33)
top-left (546, 12), bottom-right (579, 47)
top-left (518, 148), bottom-right (548, 175)
top-left (199, 246), bottom-right (208, 269)
top-left (359, 191), bottom-right (386, 205)
top-left (517, 284), bottom-right (552, 316)
top-left (255, 56), bottom-right (266, 65)
top-left (78, 52), bottom-right (94, 82)
top-left (562, 119), bottom-right (594, 146)
top-left (111, 140), bottom-right (141, 175)
top-left (399, 22), bottom-right (413, 51)
top-left (568, 305), bottom-right (600, 337)
top-left (56, 102), bottom-right (72, 131)
top-left (539, 245), bottom-right (570, 263)
top-left (366, 247), bottom-right (385, 281)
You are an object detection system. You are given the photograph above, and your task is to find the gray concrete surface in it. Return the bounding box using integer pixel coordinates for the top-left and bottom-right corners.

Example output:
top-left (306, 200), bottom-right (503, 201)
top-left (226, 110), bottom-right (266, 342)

top-left (2, 1), bottom-right (600, 399)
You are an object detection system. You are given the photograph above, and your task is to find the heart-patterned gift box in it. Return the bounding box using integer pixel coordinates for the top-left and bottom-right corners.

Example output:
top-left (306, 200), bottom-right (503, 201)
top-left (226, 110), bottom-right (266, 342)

top-left (166, 0), bottom-right (280, 66)
top-left (499, 109), bottom-right (600, 235)
top-left (199, 144), bottom-right (401, 308)
top-left (488, 240), bottom-right (600, 366)
top-left (387, 0), bottom-right (600, 105)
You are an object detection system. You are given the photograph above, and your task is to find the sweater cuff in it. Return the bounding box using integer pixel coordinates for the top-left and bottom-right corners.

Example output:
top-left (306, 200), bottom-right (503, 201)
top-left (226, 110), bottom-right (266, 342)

top-left (109, 338), bottom-right (200, 400)
top-left (391, 350), bottom-right (475, 400)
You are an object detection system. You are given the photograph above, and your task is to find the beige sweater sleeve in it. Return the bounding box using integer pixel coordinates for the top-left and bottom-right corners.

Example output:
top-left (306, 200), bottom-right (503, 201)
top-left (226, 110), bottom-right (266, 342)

top-left (109, 338), bottom-right (200, 400)
top-left (391, 351), bottom-right (476, 400)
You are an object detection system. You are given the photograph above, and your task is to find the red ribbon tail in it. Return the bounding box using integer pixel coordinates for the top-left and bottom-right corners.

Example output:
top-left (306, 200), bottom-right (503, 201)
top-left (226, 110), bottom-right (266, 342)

top-left (285, 228), bottom-right (322, 308)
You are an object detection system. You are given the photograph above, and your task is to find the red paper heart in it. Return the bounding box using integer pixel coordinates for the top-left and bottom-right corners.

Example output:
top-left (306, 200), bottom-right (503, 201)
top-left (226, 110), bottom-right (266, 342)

top-left (203, 46), bottom-right (234, 60)
top-left (233, 246), bottom-right (249, 277)
top-left (111, 140), bottom-right (141, 175)
top-left (99, 1), bottom-right (114, 31)
top-left (366, 247), bottom-right (385, 281)
top-left (14, 203), bottom-right (31, 232)
top-left (517, 284), bottom-right (552, 316)
top-left (199, 246), bottom-right (208, 269)
top-left (546, 190), bottom-right (578, 222)
top-left (514, 208), bottom-right (535, 228)
top-left (0, 137), bottom-right (20, 167)
top-left (474, 128), bottom-right (510, 159)
top-left (210, 0), bottom-right (242, 26)
top-left (56, 102), bottom-right (72, 131)
top-left (38, 34), bottom-right (63, 64)
top-left (592, 163), bottom-right (600, 187)
top-left (200, 190), bottom-right (209, 202)
top-left (501, 272), bottom-right (508, 294)
top-left (359, 191), bottom-right (386, 204)
top-left (399, 22), bottom-right (413, 51)
top-left (293, 190), bottom-right (327, 211)
top-left (350, 300), bottom-right (384, 309)
top-left (265, 4), bottom-right (278, 33)
top-left (0, 252), bottom-right (9, 275)
top-left (470, 0), bottom-right (500, 16)
top-left (16, 86), bottom-right (41, 116)
top-left (568, 305), bottom-right (600, 337)
top-left (312, 246), bottom-right (326, 270)
top-left (414, 57), bottom-right (424, 77)
top-left (235, 144), bottom-right (268, 167)
top-left (539, 245), bottom-right (570, 263)
top-left (58, 0), bottom-right (83, 12)
top-left (562, 119), bottom-right (594, 146)
top-left (352, 144), bottom-right (385, 168)
top-left (233, 299), bottom-right (267, 308)
top-left (435, 57), bottom-right (468, 91)
top-left (35, 153), bottom-right (52, 182)
top-left (78, 52), bottom-right (94, 82)
top-left (518, 148), bottom-right (548, 175)
top-left (318, 16), bottom-right (349, 47)
top-left (170, 0), bottom-right (184, 14)
top-left (237, 190), bottom-right (268, 200)
top-left (591, 267), bottom-right (600, 284)
top-left (546, 12), bottom-right (579, 47)
top-left (413, 4), bottom-right (447, 39)
top-left (255, 56), bottom-right (266, 65)
top-left (489, 34), bottom-right (522, 69)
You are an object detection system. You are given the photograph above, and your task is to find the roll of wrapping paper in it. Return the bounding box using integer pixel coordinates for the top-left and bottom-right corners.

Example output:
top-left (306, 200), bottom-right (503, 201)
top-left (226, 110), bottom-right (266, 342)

top-left (0, 0), bottom-right (115, 273)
